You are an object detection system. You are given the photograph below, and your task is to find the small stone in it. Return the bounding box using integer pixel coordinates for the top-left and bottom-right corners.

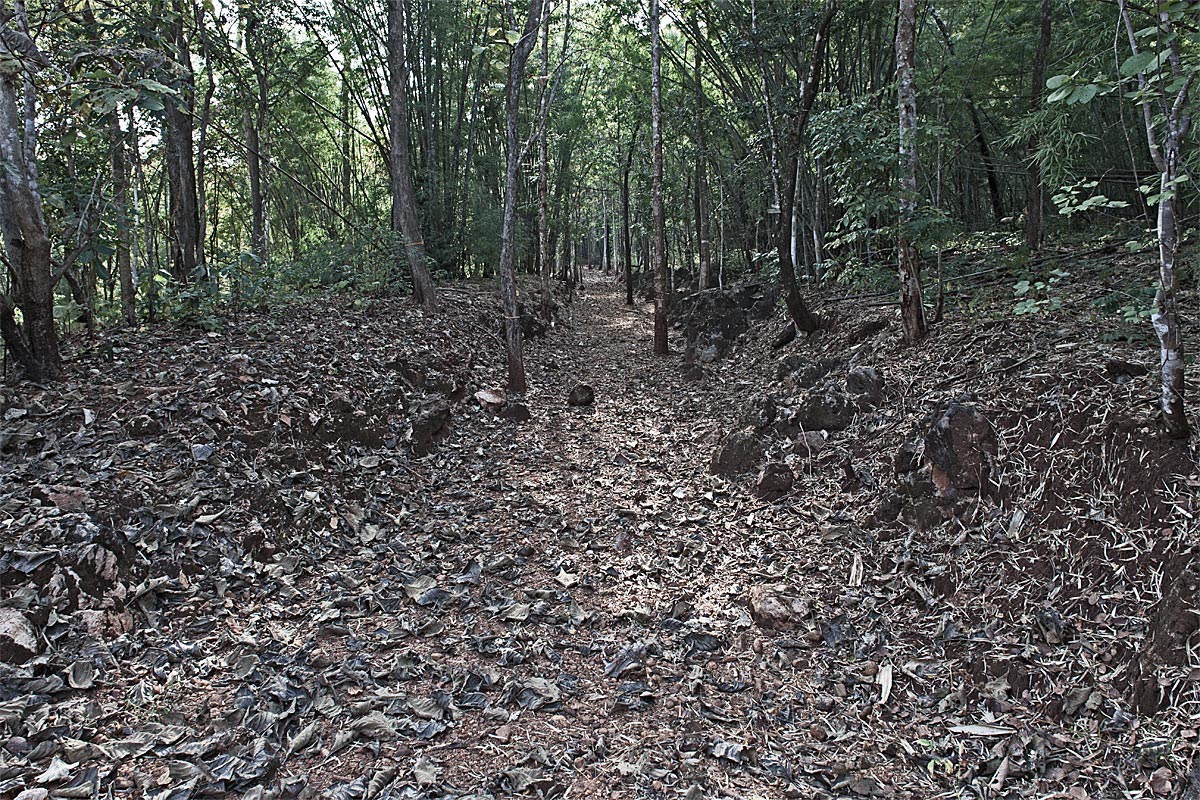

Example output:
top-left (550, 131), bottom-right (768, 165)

top-left (1149, 767), bottom-right (1173, 797)
top-left (499, 402), bottom-right (531, 422)
top-left (795, 430), bottom-right (826, 457)
top-left (846, 366), bottom-right (884, 406)
top-left (813, 695), bottom-right (836, 711)
top-left (475, 388), bottom-right (507, 410)
top-left (0, 609), bottom-right (37, 664)
top-left (894, 440), bottom-right (922, 474)
top-left (567, 384), bottom-right (595, 406)
top-left (747, 585), bottom-right (811, 630)
top-left (710, 430), bottom-right (765, 476)
top-left (493, 725), bottom-right (512, 743)
top-left (754, 462), bottom-right (794, 499)
top-left (924, 403), bottom-right (997, 494)
top-left (810, 724), bottom-right (829, 742)
top-left (190, 443), bottom-right (214, 462)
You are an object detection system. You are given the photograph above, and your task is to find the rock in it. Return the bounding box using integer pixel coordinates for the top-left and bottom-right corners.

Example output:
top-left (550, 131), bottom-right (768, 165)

top-left (791, 389), bottom-right (854, 432)
top-left (747, 585), bottom-right (811, 630)
top-left (847, 318), bottom-right (889, 344)
top-left (1106, 359), bottom-right (1149, 383)
top-left (754, 462), bottom-right (794, 499)
top-left (872, 492), bottom-right (904, 524)
top-left (567, 384), bottom-right (595, 406)
top-left (740, 395), bottom-right (778, 433)
top-left (410, 398), bottom-right (452, 456)
top-left (777, 356), bottom-right (842, 390)
top-left (676, 282), bottom-right (779, 363)
top-left (475, 388), bottom-right (507, 411)
top-left (0, 609), bottom-right (37, 664)
top-left (499, 401), bottom-right (531, 422)
top-left (897, 466), bottom-right (936, 498)
top-left (924, 403), bottom-right (997, 494)
top-left (894, 440), bottom-right (922, 475)
top-left (710, 430), bottom-right (765, 476)
top-left (681, 364), bottom-right (706, 382)
top-left (794, 431), bottom-right (826, 458)
top-left (846, 366), bottom-right (884, 406)
top-left (772, 322), bottom-right (797, 349)
top-left (902, 499), bottom-right (946, 531)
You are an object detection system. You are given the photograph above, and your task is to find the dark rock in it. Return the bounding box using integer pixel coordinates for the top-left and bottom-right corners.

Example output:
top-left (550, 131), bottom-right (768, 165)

top-left (754, 462), bottom-right (794, 499)
top-left (0, 609), bottom-right (37, 664)
top-left (848, 318), bottom-right (889, 344)
top-left (772, 322), bottom-right (797, 349)
top-left (682, 364), bottom-right (706, 382)
top-left (924, 403), bottom-right (997, 494)
top-left (741, 395), bottom-right (778, 433)
top-left (710, 430), bottom-right (765, 476)
top-left (794, 431), bottom-right (826, 458)
top-left (777, 356), bottom-right (841, 390)
top-left (873, 492), bottom-right (904, 524)
top-left (902, 500), bottom-right (946, 531)
top-left (846, 366), bottom-right (884, 406)
top-left (1106, 359), bottom-right (1150, 383)
top-left (567, 384), bottom-right (595, 407)
top-left (499, 402), bottom-right (531, 422)
top-left (894, 441), bottom-right (922, 475)
top-left (410, 398), bottom-right (452, 456)
top-left (747, 585), bottom-right (811, 630)
top-left (791, 389), bottom-right (854, 432)
top-left (897, 466), bottom-right (936, 498)
top-left (675, 282), bottom-right (779, 363)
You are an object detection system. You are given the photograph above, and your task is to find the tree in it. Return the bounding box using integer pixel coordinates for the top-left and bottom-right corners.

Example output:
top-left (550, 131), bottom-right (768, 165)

top-left (164, 0), bottom-right (201, 285)
top-left (650, 0), bottom-right (667, 356)
top-left (896, 0), bottom-right (927, 344)
top-left (497, 0), bottom-right (544, 393)
top-left (388, 0), bottom-right (438, 313)
top-left (1117, 0), bottom-right (1194, 438)
top-left (1024, 0), bottom-right (1051, 252)
top-left (0, 4), bottom-right (60, 381)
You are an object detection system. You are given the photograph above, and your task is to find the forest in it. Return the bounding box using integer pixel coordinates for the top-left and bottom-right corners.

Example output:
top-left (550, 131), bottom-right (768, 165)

top-left (1, 0), bottom-right (1199, 797)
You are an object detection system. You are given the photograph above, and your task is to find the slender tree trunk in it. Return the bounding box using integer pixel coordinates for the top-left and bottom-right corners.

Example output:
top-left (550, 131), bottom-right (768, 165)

top-left (388, 0), bottom-right (437, 311)
top-left (165, 0), bottom-right (199, 285)
top-left (0, 6), bottom-right (59, 381)
top-left (193, 0), bottom-right (215, 272)
top-left (537, 0), bottom-right (552, 320)
top-left (896, 0), bottom-right (927, 344)
top-left (693, 23), bottom-right (711, 291)
top-left (1118, 0), bottom-right (1192, 438)
top-left (1025, 0), bottom-right (1051, 252)
top-left (774, 1), bottom-right (835, 335)
top-left (111, 114), bottom-right (136, 326)
top-left (497, 0), bottom-right (543, 393)
top-left (651, 0), bottom-right (668, 355)
top-left (622, 127), bottom-right (636, 306)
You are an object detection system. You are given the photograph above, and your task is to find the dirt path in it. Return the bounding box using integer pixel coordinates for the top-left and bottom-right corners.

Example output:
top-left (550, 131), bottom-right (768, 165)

top-left (5, 276), bottom-right (1188, 799)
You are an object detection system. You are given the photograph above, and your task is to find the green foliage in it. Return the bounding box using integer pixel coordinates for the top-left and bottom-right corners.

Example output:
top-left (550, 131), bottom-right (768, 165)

top-left (1012, 269), bottom-right (1069, 316)
top-left (1052, 181), bottom-right (1130, 217)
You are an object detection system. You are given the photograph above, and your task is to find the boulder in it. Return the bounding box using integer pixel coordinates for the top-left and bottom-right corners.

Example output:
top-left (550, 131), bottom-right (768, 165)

top-left (777, 356), bottom-right (841, 390)
top-left (0, 609), bottom-right (37, 664)
top-left (740, 394), bottom-right (778, 433)
top-left (794, 430), bottom-right (826, 458)
top-left (710, 430), bottom-right (765, 476)
top-left (676, 282), bottom-right (780, 363)
top-left (747, 585), bottom-right (811, 630)
top-left (894, 440), bottom-right (922, 475)
top-left (475, 388), bottom-right (507, 411)
top-left (924, 403), bottom-right (997, 494)
top-left (410, 398), bottom-right (452, 456)
top-left (846, 366), bottom-right (884, 407)
top-left (791, 389), bottom-right (854, 432)
top-left (754, 462), bottom-right (794, 499)
top-left (499, 401), bottom-right (531, 422)
top-left (567, 384), bottom-right (595, 407)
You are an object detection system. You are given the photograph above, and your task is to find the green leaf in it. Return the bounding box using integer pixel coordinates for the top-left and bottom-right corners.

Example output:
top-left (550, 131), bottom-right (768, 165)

top-left (503, 29), bottom-right (522, 46)
top-left (1120, 51), bottom-right (1157, 77)
top-left (1046, 74), bottom-right (1071, 90)
top-left (1069, 84), bottom-right (1099, 104)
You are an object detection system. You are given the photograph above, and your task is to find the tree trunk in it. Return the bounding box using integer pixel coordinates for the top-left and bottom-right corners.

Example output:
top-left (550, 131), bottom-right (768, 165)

top-left (1118, 0), bottom-right (1192, 438)
top-left (1025, 0), bottom-right (1051, 252)
top-left (165, 0), bottom-right (200, 285)
top-left (622, 127), bottom-right (636, 306)
top-left (389, 0), bottom-right (438, 312)
top-left (497, 0), bottom-right (543, 393)
top-left (111, 114), bottom-right (136, 326)
top-left (693, 23), bottom-right (711, 291)
top-left (773, 1), bottom-right (835, 335)
top-left (537, 0), bottom-right (552, 320)
top-left (896, 0), bottom-right (927, 344)
top-left (0, 9), bottom-right (60, 381)
top-left (651, 0), bottom-right (668, 355)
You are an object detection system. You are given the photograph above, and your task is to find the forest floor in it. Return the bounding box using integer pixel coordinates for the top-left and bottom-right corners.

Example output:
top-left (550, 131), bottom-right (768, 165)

top-left (1, 266), bottom-right (1199, 800)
